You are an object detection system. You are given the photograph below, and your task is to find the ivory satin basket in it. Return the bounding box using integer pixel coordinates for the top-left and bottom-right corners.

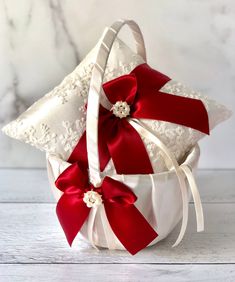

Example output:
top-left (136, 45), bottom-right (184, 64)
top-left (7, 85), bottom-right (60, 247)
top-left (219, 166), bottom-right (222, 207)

top-left (47, 144), bottom-right (200, 250)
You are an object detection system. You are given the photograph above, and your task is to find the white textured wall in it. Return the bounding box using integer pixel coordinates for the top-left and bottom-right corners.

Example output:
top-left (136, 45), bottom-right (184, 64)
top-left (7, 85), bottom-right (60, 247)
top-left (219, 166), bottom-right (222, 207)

top-left (0, 0), bottom-right (234, 168)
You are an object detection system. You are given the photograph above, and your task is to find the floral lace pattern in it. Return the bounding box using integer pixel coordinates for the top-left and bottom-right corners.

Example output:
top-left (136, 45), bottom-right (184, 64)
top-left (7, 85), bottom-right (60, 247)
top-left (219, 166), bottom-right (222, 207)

top-left (24, 123), bottom-right (58, 154)
top-left (2, 38), bottom-right (231, 173)
top-left (59, 119), bottom-right (85, 153)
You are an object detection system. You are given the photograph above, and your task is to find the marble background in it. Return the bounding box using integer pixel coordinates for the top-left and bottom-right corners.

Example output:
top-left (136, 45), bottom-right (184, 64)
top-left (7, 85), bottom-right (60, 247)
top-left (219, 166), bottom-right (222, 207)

top-left (0, 0), bottom-right (234, 168)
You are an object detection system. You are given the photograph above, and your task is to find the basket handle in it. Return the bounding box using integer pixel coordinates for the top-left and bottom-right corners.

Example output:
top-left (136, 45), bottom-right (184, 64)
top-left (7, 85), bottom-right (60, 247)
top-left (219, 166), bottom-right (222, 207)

top-left (86, 19), bottom-right (147, 185)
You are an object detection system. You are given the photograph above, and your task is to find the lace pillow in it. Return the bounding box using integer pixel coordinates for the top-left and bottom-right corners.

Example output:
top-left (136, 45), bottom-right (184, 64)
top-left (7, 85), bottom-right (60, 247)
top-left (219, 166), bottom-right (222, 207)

top-left (2, 37), bottom-right (231, 173)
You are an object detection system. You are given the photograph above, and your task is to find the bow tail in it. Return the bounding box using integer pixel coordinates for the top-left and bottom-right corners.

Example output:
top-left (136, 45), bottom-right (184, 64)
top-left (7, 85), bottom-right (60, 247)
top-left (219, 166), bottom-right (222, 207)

top-left (107, 119), bottom-right (154, 174)
top-left (68, 132), bottom-right (88, 166)
top-left (104, 202), bottom-right (158, 255)
top-left (67, 129), bottom-right (111, 172)
top-left (56, 195), bottom-right (91, 246)
top-left (68, 119), bottom-right (154, 174)
top-left (133, 91), bottom-right (210, 135)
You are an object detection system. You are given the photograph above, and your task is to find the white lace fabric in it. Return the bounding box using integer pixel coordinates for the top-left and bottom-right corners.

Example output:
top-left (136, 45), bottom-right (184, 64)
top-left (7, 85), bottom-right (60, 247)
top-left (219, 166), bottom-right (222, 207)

top-left (2, 37), bottom-right (232, 173)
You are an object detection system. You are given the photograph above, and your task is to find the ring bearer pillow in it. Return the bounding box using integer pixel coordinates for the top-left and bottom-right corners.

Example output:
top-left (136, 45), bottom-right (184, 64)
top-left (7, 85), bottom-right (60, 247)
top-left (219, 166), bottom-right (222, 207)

top-left (2, 23), bottom-right (231, 174)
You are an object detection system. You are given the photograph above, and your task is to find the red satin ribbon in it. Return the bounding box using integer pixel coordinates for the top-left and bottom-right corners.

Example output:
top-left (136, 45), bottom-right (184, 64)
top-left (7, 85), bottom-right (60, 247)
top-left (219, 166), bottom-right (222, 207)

top-left (68, 63), bottom-right (210, 174)
top-left (55, 162), bottom-right (158, 255)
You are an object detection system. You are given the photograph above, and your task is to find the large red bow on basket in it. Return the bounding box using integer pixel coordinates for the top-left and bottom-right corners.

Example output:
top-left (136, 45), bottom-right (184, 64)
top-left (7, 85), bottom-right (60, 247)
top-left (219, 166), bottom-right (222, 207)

top-left (69, 63), bottom-right (209, 174)
top-left (55, 162), bottom-right (158, 255)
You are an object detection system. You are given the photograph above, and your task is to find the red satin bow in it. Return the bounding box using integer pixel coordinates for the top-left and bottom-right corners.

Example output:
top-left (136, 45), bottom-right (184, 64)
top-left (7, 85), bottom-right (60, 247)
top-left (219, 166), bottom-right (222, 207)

top-left (69, 63), bottom-right (209, 174)
top-left (55, 162), bottom-right (158, 255)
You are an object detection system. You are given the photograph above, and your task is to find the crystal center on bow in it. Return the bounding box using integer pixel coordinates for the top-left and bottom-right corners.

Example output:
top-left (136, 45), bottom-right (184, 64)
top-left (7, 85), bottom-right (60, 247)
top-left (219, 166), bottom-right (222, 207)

top-left (83, 190), bottom-right (103, 208)
top-left (111, 101), bottom-right (130, 118)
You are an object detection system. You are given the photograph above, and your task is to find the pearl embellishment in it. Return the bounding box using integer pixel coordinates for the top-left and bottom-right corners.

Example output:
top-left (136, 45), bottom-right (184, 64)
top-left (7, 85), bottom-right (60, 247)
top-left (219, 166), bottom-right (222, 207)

top-left (83, 190), bottom-right (103, 208)
top-left (111, 101), bottom-right (130, 118)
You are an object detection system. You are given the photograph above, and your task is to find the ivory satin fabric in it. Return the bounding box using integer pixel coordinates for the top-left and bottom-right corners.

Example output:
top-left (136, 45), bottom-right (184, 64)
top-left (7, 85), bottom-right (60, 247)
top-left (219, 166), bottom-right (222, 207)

top-left (47, 145), bottom-right (200, 250)
top-left (2, 36), bottom-right (232, 174)
top-left (1, 19), bottom-right (231, 251)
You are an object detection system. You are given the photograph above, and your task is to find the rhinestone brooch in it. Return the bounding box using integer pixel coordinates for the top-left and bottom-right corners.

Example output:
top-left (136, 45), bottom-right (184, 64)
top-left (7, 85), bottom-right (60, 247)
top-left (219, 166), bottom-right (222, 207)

top-left (83, 190), bottom-right (103, 208)
top-left (111, 101), bottom-right (130, 118)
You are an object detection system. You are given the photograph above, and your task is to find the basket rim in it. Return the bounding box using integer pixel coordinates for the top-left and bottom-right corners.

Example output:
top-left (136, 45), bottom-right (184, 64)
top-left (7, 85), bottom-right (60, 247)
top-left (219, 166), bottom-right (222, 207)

top-left (46, 143), bottom-right (200, 181)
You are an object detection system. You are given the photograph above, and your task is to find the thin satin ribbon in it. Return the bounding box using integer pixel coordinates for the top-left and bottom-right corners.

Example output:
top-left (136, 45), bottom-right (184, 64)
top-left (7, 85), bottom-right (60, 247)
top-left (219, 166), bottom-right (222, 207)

top-left (180, 164), bottom-right (204, 232)
top-left (129, 119), bottom-right (204, 246)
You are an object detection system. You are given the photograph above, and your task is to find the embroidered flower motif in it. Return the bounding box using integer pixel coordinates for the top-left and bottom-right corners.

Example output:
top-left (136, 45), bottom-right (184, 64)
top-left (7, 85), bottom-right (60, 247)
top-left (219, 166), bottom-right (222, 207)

top-left (59, 119), bottom-right (85, 152)
top-left (24, 123), bottom-right (58, 153)
top-left (111, 101), bottom-right (130, 118)
top-left (83, 190), bottom-right (103, 208)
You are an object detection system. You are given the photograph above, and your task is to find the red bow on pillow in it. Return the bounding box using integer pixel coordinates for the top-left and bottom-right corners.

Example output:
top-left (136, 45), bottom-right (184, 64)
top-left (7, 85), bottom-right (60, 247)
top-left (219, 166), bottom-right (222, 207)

top-left (69, 63), bottom-right (209, 174)
top-left (55, 162), bottom-right (158, 255)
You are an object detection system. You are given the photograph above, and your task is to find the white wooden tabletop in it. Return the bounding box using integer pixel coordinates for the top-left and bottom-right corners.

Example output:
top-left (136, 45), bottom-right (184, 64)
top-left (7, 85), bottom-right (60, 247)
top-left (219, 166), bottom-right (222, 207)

top-left (0, 169), bottom-right (235, 281)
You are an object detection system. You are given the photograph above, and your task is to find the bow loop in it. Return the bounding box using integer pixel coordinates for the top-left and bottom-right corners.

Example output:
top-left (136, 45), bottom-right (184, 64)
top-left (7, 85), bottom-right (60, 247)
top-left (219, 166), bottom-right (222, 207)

top-left (55, 163), bottom-right (89, 194)
top-left (103, 73), bottom-right (137, 105)
top-left (102, 176), bottom-right (137, 206)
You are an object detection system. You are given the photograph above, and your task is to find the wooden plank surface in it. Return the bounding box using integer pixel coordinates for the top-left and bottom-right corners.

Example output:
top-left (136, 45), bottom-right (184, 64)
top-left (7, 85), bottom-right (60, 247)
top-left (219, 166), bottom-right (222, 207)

top-left (0, 168), bottom-right (54, 203)
top-left (0, 203), bottom-right (235, 264)
top-left (0, 169), bottom-right (234, 203)
top-left (1, 264), bottom-right (235, 282)
top-left (0, 169), bottom-right (234, 281)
